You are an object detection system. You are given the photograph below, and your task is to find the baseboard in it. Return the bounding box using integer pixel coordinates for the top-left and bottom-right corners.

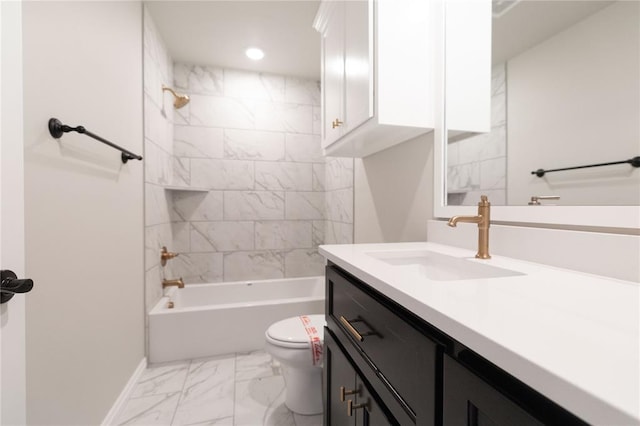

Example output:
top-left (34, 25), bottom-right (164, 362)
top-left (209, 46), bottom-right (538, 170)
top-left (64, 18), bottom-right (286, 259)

top-left (101, 357), bottom-right (147, 425)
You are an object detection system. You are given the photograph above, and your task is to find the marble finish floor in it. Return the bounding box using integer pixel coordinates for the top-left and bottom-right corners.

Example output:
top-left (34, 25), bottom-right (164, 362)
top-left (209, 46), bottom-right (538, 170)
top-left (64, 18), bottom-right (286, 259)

top-left (114, 351), bottom-right (323, 426)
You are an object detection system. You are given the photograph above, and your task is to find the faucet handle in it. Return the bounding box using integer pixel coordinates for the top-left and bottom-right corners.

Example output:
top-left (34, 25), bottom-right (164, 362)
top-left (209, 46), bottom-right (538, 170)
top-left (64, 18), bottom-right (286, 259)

top-left (479, 195), bottom-right (490, 206)
top-left (528, 195), bottom-right (560, 205)
top-left (160, 246), bottom-right (179, 266)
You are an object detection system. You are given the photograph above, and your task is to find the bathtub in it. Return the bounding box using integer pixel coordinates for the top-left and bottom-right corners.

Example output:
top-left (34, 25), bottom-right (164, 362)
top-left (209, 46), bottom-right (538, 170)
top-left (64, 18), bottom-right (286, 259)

top-left (148, 276), bottom-right (325, 363)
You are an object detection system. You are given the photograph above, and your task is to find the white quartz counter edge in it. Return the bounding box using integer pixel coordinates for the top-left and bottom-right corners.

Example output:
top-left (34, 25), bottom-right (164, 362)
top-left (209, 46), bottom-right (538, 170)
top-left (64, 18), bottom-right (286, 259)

top-left (319, 242), bottom-right (640, 426)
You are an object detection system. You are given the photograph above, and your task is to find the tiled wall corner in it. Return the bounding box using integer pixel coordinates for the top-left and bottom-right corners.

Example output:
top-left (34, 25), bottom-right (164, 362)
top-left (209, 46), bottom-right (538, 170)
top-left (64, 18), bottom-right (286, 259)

top-left (324, 157), bottom-right (354, 244)
top-left (143, 6), bottom-right (176, 325)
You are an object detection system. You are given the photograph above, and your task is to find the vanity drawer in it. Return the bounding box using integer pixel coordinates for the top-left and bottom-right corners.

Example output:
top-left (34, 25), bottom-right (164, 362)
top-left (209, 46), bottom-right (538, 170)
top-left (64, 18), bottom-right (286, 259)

top-left (326, 265), bottom-right (440, 418)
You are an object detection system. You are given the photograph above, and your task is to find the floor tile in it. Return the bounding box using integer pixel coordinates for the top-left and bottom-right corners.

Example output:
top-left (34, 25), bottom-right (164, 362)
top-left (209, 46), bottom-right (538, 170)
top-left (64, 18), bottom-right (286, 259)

top-left (235, 350), bottom-right (280, 382)
top-left (262, 403), bottom-right (297, 426)
top-left (234, 375), bottom-right (295, 426)
top-left (294, 413), bottom-right (323, 426)
top-left (178, 418), bottom-right (234, 425)
top-left (117, 351), bottom-right (318, 426)
top-left (171, 355), bottom-right (236, 425)
top-left (115, 392), bottom-right (181, 425)
top-left (132, 360), bottom-right (190, 398)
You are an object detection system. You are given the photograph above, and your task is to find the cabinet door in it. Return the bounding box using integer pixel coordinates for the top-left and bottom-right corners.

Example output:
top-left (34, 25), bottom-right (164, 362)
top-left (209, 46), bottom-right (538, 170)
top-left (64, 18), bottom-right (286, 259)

top-left (355, 376), bottom-right (395, 426)
top-left (344, 0), bottom-right (373, 133)
top-left (444, 356), bottom-right (544, 426)
top-left (322, 2), bottom-right (345, 148)
top-left (325, 330), bottom-right (357, 426)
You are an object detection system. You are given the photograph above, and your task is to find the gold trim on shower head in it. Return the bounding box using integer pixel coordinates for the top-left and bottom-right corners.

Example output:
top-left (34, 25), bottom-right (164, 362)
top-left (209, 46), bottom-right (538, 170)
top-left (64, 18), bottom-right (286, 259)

top-left (162, 86), bottom-right (190, 109)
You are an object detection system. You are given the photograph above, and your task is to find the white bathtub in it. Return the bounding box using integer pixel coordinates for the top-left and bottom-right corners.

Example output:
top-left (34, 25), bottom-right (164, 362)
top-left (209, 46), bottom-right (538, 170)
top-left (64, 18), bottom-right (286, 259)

top-left (148, 276), bottom-right (325, 363)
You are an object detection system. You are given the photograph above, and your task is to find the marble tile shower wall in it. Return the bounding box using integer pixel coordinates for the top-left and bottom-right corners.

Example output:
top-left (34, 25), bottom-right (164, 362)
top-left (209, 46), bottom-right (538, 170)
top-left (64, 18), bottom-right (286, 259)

top-left (447, 63), bottom-right (507, 205)
top-left (169, 63), bottom-right (354, 284)
top-left (143, 6), bottom-right (176, 318)
top-left (323, 157), bottom-right (354, 246)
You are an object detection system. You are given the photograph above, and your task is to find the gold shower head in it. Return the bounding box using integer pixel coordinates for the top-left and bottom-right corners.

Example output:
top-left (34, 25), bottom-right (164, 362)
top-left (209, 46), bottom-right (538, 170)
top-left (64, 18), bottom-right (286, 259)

top-left (162, 86), bottom-right (190, 109)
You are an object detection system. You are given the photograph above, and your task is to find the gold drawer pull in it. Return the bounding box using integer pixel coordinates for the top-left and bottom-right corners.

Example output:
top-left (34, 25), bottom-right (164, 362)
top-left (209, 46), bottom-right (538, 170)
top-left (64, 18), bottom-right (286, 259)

top-left (347, 399), bottom-right (368, 416)
top-left (332, 118), bottom-right (343, 129)
top-left (340, 385), bottom-right (358, 402)
top-left (339, 316), bottom-right (377, 342)
top-left (340, 316), bottom-right (364, 341)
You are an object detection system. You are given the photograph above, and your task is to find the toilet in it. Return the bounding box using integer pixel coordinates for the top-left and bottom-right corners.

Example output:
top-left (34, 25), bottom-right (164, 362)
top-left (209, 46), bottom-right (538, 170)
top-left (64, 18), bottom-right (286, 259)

top-left (265, 314), bottom-right (326, 415)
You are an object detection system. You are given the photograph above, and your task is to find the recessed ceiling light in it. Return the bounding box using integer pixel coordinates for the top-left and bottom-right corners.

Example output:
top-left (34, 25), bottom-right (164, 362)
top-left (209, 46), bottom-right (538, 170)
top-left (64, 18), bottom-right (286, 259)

top-left (245, 47), bottom-right (265, 61)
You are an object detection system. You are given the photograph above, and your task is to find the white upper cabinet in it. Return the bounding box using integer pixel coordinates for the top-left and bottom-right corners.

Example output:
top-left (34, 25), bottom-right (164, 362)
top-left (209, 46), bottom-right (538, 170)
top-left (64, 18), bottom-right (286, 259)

top-left (344, 1), bottom-right (373, 137)
top-left (314, 0), bottom-right (433, 157)
top-left (321, 2), bottom-right (347, 148)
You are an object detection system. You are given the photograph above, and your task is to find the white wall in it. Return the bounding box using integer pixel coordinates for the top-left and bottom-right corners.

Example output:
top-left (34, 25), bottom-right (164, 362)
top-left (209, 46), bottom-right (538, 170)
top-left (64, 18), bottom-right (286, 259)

top-left (507, 1), bottom-right (640, 205)
top-left (1, 2), bottom-right (27, 424)
top-left (354, 133), bottom-right (433, 243)
top-left (23, 2), bottom-right (144, 424)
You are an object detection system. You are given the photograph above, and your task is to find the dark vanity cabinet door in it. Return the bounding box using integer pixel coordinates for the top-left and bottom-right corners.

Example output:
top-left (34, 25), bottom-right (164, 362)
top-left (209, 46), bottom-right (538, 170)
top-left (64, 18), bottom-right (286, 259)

top-left (325, 329), bottom-right (357, 426)
top-left (355, 376), bottom-right (389, 426)
top-left (324, 329), bottom-right (395, 426)
top-left (327, 265), bottom-right (440, 425)
top-left (443, 355), bottom-right (543, 426)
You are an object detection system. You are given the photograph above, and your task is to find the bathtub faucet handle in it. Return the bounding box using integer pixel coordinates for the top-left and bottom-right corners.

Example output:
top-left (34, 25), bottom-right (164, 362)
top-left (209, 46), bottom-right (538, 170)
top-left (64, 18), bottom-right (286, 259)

top-left (160, 246), bottom-right (180, 266)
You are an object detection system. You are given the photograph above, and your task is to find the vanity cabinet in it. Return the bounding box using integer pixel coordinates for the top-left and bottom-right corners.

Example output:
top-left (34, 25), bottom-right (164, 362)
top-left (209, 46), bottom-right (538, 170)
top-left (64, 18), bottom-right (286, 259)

top-left (443, 355), bottom-right (543, 426)
top-left (324, 330), bottom-right (391, 425)
top-left (313, 0), bottom-right (433, 157)
top-left (325, 265), bottom-right (441, 425)
top-left (324, 263), bottom-right (589, 426)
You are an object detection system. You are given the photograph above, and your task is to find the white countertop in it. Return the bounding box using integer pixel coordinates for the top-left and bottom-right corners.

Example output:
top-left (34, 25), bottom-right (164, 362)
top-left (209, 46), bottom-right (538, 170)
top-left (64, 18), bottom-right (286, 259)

top-left (319, 242), bottom-right (640, 425)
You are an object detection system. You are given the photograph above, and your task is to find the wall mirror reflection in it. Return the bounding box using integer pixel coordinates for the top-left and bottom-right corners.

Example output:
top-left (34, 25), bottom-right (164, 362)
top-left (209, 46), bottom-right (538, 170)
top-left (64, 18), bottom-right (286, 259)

top-left (445, 0), bottom-right (640, 207)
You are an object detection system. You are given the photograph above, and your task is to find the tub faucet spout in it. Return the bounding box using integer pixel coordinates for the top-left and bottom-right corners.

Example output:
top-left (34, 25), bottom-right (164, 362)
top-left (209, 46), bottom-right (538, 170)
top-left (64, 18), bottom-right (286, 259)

top-left (447, 195), bottom-right (491, 259)
top-left (162, 278), bottom-right (184, 289)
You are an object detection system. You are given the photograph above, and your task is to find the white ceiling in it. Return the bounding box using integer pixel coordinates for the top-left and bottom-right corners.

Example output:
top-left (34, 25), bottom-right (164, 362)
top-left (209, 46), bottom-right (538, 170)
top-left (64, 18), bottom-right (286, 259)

top-left (146, 1), bottom-right (615, 81)
top-left (145, 0), bottom-right (322, 80)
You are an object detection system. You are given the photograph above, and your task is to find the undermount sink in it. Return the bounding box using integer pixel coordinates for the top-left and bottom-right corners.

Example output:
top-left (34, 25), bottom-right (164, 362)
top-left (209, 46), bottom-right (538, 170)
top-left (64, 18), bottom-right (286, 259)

top-left (366, 250), bottom-right (524, 281)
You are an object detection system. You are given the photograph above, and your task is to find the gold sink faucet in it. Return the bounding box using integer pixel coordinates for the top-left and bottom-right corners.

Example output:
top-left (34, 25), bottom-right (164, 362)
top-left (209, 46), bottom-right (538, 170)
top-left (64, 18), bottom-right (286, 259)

top-left (162, 278), bottom-right (184, 289)
top-left (447, 195), bottom-right (491, 259)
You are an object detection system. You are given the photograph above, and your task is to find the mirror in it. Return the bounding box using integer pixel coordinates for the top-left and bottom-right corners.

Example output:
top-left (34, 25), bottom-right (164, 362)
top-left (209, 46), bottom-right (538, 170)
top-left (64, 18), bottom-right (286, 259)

top-left (436, 0), bottom-right (640, 228)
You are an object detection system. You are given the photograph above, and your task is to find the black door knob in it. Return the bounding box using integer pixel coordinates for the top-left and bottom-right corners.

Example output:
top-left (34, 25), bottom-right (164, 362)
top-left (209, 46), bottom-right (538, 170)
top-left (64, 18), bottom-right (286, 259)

top-left (1, 269), bottom-right (34, 304)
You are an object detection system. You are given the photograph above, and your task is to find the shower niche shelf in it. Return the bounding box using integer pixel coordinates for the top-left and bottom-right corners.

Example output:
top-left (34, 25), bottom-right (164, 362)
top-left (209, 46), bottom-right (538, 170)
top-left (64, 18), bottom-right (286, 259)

top-left (163, 185), bottom-right (209, 192)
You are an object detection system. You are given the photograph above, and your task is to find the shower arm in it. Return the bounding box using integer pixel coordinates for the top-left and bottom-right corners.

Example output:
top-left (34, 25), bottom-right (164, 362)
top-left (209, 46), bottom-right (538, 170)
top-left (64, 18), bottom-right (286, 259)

top-left (48, 117), bottom-right (143, 164)
top-left (162, 86), bottom-right (179, 97)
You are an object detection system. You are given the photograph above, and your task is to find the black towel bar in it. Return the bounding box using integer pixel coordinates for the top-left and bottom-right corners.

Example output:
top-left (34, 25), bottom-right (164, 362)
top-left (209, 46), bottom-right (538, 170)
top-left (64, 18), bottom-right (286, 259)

top-left (532, 156), bottom-right (640, 177)
top-left (48, 118), bottom-right (143, 164)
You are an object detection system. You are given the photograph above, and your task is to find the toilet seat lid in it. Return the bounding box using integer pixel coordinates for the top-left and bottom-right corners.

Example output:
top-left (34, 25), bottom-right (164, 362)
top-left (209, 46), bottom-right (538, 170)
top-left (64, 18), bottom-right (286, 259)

top-left (266, 315), bottom-right (325, 349)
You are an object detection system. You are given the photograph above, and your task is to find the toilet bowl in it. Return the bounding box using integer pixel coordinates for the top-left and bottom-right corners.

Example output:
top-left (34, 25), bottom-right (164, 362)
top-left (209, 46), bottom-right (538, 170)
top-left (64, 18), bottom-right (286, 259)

top-left (265, 314), bottom-right (325, 415)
